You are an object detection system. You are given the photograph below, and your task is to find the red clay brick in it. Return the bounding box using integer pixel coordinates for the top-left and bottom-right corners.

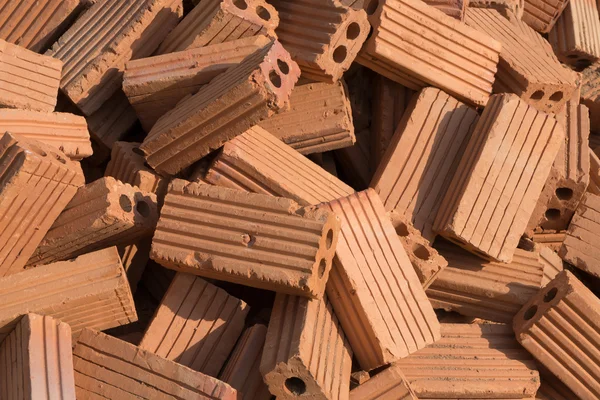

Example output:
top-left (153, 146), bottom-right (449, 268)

top-left (118, 238), bottom-right (151, 293)
top-left (140, 41), bottom-right (299, 175)
top-left (581, 62), bottom-right (600, 132)
top-left (522, 0), bottom-right (569, 32)
top-left (334, 128), bottom-right (372, 188)
top-left (422, 0), bottom-right (466, 19)
top-left (539, 245), bottom-right (564, 285)
top-left (46, 0), bottom-right (183, 115)
top-left (532, 231), bottom-right (567, 252)
top-left (357, 0), bottom-right (501, 107)
top-left (349, 364), bottom-right (417, 400)
top-left (514, 270), bottom-right (600, 400)
top-left (323, 189), bottom-right (440, 370)
top-left (590, 150), bottom-right (600, 194)
top-left (74, 328), bottom-right (238, 399)
top-left (467, 0), bottom-right (525, 18)
top-left (139, 272), bottom-right (249, 377)
top-left (260, 294), bottom-right (352, 400)
top-left (536, 367), bottom-right (579, 400)
top-left (0, 314), bottom-right (75, 400)
top-left (434, 93), bottom-right (564, 262)
top-left (0, 247), bottom-right (137, 341)
top-left (27, 177), bottom-right (158, 267)
top-left (140, 261), bottom-right (176, 303)
top-left (0, 39), bottom-right (61, 112)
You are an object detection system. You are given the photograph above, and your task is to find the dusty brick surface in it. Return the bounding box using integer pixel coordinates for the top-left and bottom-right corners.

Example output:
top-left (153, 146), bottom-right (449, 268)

top-left (349, 364), bottom-right (417, 400)
top-left (468, 0), bottom-right (525, 18)
top-left (422, 0), bottom-right (466, 19)
top-left (532, 231), bottom-right (567, 252)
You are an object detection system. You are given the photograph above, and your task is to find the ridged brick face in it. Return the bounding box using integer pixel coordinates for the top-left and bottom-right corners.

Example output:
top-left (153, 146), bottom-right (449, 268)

top-left (539, 245), bottom-right (564, 285)
top-left (422, 0), bottom-right (466, 19)
top-left (522, 0), bottom-right (569, 32)
top-left (349, 364), bottom-right (417, 400)
top-left (514, 270), bottom-right (600, 400)
top-left (581, 63), bottom-right (600, 132)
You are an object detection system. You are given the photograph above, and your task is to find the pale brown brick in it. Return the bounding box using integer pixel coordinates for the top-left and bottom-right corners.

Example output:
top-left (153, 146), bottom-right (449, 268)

top-left (522, 0), bottom-right (569, 32)
top-left (539, 245), bottom-right (564, 285)
top-left (349, 365), bottom-right (417, 400)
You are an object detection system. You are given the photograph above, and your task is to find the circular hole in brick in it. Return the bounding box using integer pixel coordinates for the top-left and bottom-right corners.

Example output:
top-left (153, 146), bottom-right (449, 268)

top-left (530, 90), bottom-right (544, 100)
top-left (555, 187), bottom-right (573, 201)
top-left (132, 147), bottom-right (145, 156)
top-left (549, 91), bottom-right (563, 102)
top-left (285, 377), bottom-right (307, 395)
top-left (318, 259), bottom-right (327, 278)
top-left (523, 305), bottom-right (538, 320)
top-left (119, 195), bottom-right (133, 212)
top-left (232, 0), bottom-right (248, 9)
top-left (395, 222), bottom-right (409, 237)
top-left (277, 59), bottom-right (289, 75)
top-left (346, 22), bottom-right (361, 40)
top-left (333, 46), bottom-right (347, 63)
top-left (366, 0), bottom-right (379, 14)
top-left (256, 5), bottom-right (270, 20)
top-left (412, 243), bottom-right (431, 260)
top-left (269, 70), bottom-right (281, 88)
top-left (545, 208), bottom-right (561, 220)
top-left (325, 229), bottom-right (334, 249)
top-left (136, 200), bottom-right (151, 217)
top-left (544, 287), bottom-right (558, 303)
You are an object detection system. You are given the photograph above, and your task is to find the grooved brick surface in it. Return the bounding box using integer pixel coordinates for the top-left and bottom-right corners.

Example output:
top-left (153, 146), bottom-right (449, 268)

top-left (422, 0), bottom-right (466, 19)
top-left (581, 63), bottom-right (600, 131)
top-left (536, 367), bottom-right (579, 400)
top-left (533, 231), bottom-right (567, 252)
top-left (522, 0), bottom-right (569, 32)
top-left (349, 364), bottom-right (417, 400)
top-left (469, 0), bottom-right (525, 18)
top-left (540, 245), bottom-right (564, 285)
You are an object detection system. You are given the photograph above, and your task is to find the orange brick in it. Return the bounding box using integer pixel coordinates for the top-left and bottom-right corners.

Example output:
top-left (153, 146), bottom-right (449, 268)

top-left (0, 314), bottom-right (75, 400)
top-left (260, 294), bottom-right (352, 400)
top-left (422, 0), bottom-right (466, 19)
top-left (466, 0), bottom-right (525, 17)
top-left (536, 367), bottom-right (579, 400)
top-left (532, 231), bottom-right (567, 252)
top-left (522, 0), bottom-right (569, 32)
top-left (139, 272), bottom-right (249, 377)
top-left (349, 364), bottom-right (417, 400)
top-left (334, 128), bottom-right (372, 188)
top-left (357, 0), bottom-right (501, 106)
top-left (514, 270), bottom-right (600, 399)
top-left (539, 245), bottom-right (564, 285)
top-left (118, 238), bottom-right (151, 293)
top-left (140, 261), bottom-right (176, 302)
top-left (0, 247), bottom-right (137, 341)
top-left (434, 94), bottom-right (564, 262)
top-left (323, 189), bottom-right (440, 370)
top-left (74, 328), bottom-right (238, 399)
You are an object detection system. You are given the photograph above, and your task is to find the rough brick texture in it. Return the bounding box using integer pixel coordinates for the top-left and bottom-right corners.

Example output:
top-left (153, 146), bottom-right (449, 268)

top-left (540, 245), bottom-right (564, 285)
top-left (590, 150), bottom-right (600, 194)
top-left (533, 231), bottom-right (567, 252)
top-left (514, 270), bottom-right (600, 400)
top-left (581, 63), bottom-right (600, 132)
top-left (349, 364), bottom-right (417, 400)
top-left (522, 0), bottom-right (569, 32)
top-left (434, 93), bottom-right (564, 262)
top-left (422, 0), bottom-right (466, 19)
top-left (469, 0), bottom-right (525, 18)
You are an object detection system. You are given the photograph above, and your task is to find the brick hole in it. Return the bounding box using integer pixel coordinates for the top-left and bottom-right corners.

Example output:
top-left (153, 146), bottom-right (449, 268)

top-left (549, 91), bottom-right (563, 102)
top-left (136, 200), bottom-right (151, 217)
top-left (256, 5), bottom-right (270, 20)
top-left (412, 243), bottom-right (430, 261)
top-left (277, 59), bottom-right (289, 75)
top-left (346, 22), bottom-right (361, 40)
top-left (523, 305), bottom-right (538, 320)
top-left (232, 0), bottom-right (248, 9)
top-left (544, 287), bottom-right (558, 302)
top-left (269, 70), bottom-right (281, 88)
top-left (318, 259), bottom-right (327, 278)
top-left (555, 187), bottom-right (573, 201)
top-left (285, 377), bottom-right (306, 395)
top-left (545, 208), bottom-right (561, 220)
top-left (333, 45), bottom-right (347, 63)
top-left (530, 90), bottom-right (544, 100)
top-left (119, 195), bottom-right (133, 212)
top-left (366, 0), bottom-right (379, 14)
top-left (395, 222), bottom-right (409, 237)
top-left (325, 229), bottom-right (334, 249)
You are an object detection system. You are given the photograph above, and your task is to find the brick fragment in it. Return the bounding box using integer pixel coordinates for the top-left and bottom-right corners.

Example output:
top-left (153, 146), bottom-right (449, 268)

top-left (469, 0), bottom-right (524, 17)
top-left (139, 272), bottom-right (249, 377)
top-left (27, 177), bottom-right (158, 267)
top-left (140, 41), bottom-right (299, 175)
top-left (357, 0), bottom-right (501, 106)
top-left (532, 231), bottom-right (567, 252)
top-left (0, 247), bottom-right (137, 341)
top-left (323, 189), bottom-right (440, 370)
top-left (0, 132), bottom-right (84, 277)
top-left (590, 150), bottom-right (600, 194)
top-left (0, 39), bottom-right (61, 112)
top-left (539, 245), bottom-right (564, 285)
top-left (558, 193), bottom-right (600, 277)
top-left (349, 364), bottom-right (417, 400)
top-left (74, 328), bottom-right (238, 400)
top-left (522, 0), bottom-right (569, 32)
top-left (0, 109), bottom-right (91, 161)
top-left (258, 80), bottom-right (355, 154)
top-left (124, 35), bottom-right (270, 132)
top-left (536, 367), bottom-right (579, 400)
top-left (434, 94), bottom-right (564, 262)
top-left (513, 270), bottom-right (600, 400)
top-left (260, 294), bottom-right (352, 400)
top-left (220, 324), bottom-right (271, 400)
top-left (270, 0), bottom-right (370, 82)
top-left (465, 8), bottom-right (579, 114)
top-left (334, 128), bottom-right (372, 189)
top-left (46, 0), bottom-right (183, 115)
top-left (396, 323), bottom-right (540, 398)
top-left (0, 314), bottom-right (75, 400)
top-left (422, 0), bottom-right (467, 19)
top-left (156, 0), bottom-right (279, 54)
top-left (581, 63), bottom-right (600, 132)
top-left (372, 87), bottom-right (479, 242)
top-left (206, 126), bottom-right (354, 205)
top-left (427, 240), bottom-right (544, 323)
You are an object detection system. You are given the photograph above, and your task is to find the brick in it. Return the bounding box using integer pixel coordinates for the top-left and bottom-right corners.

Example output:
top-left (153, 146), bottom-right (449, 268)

top-left (258, 80), bottom-right (355, 154)
top-left (0, 39), bottom-right (61, 112)
top-left (349, 364), bottom-right (417, 400)
top-left (558, 193), bottom-right (600, 277)
top-left (46, 0), bottom-right (183, 115)
top-left (540, 245), bottom-right (564, 285)
top-left (27, 177), bottom-right (158, 267)
top-left (356, 0), bottom-right (501, 107)
top-left (260, 293), bottom-right (352, 400)
top-left (527, 95), bottom-right (590, 232)
top-left (140, 41), bottom-right (300, 176)
top-left (206, 126), bottom-right (354, 205)
top-left (0, 132), bottom-right (84, 277)
top-left (0, 247), bottom-right (136, 341)
top-left (581, 63), bottom-right (600, 132)
top-left (512, 14), bottom-right (560, 61)
top-left (513, 270), bottom-right (600, 399)
top-left (323, 189), bottom-right (440, 370)
top-left (532, 231), bottom-right (567, 252)
top-left (590, 150), bottom-right (600, 194)
top-left (536, 367), bottom-right (579, 400)
top-left (140, 261), bottom-right (176, 302)
top-left (0, 0), bottom-right (83, 52)
top-left (0, 109), bottom-right (91, 161)
top-left (118, 238), bottom-right (151, 293)
top-left (124, 35), bottom-right (270, 132)
top-left (0, 314), bottom-right (75, 400)
top-left (74, 328), bottom-right (238, 400)
top-left (396, 323), bottom-right (540, 398)
top-left (434, 94), bottom-right (564, 262)
top-left (590, 133), bottom-right (600, 154)
top-left (422, 0), bottom-right (466, 19)
top-left (469, 0), bottom-right (525, 18)
top-left (389, 211), bottom-right (447, 289)
top-left (151, 179), bottom-right (339, 298)
top-left (522, 0), bottom-right (569, 32)
top-left (156, 0), bottom-right (279, 54)
top-left (334, 128), bottom-right (372, 189)
top-left (220, 324), bottom-right (271, 400)
top-left (270, 0), bottom-right (370, 82)
top-left (371, 87), bottom-right (479, 242)
top-left (139, 272), bottom-right (249, 377)
top-left (548, 0), bottom-right (600, 67)
top-left (465, 8), bottom-right (579, 114)
top-left (427, 239), bottom-right (544, 323)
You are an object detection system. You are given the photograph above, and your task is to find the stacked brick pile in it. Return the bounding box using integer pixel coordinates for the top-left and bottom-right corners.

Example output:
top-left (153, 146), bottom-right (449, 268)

top-left (0, 0), bottom-right (599, 399)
